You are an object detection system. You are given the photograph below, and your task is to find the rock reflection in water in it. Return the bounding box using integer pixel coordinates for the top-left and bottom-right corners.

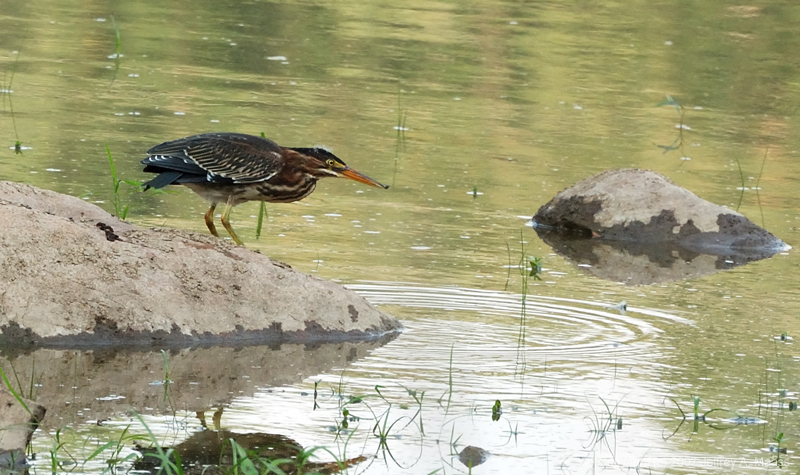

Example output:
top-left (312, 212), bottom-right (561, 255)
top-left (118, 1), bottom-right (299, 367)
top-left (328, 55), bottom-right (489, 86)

top-left (0, 335), bottom-right (397, 427)
top-left (458, 445), bottom-right (489, 468)
top-left (532, 227), bottom-right (782, 285)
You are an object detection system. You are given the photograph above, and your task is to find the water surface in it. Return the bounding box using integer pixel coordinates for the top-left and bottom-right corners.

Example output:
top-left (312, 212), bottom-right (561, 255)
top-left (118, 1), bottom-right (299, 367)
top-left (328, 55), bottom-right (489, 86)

top-left (1, 0), bottom-right (798, 473)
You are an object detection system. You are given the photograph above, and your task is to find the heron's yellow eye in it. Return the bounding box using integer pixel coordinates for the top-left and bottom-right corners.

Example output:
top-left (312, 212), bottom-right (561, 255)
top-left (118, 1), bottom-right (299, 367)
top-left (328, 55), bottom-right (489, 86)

top-left (326, 159), bottom-right (337, 168)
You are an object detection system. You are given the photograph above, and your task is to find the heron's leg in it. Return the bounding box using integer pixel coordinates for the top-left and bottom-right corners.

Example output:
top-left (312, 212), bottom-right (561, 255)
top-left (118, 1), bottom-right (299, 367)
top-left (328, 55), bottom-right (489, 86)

top-left (196, 411), bottom-right (208, 429)
top-left (220, 195), bottom-right (244, 246)
top-left (204, 203), bottom-right (219, 237)
top-left (212, 408), bottom-right (223, 431)
top-left (196, 408), bottom-right (223, 430)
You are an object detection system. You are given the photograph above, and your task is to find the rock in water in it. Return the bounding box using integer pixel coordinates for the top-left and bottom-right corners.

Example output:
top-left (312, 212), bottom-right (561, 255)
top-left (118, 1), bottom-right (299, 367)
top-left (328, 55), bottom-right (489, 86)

top-left (0, 181), bottom-right (401, 346)
top-left (532, 169), bottom-right (788, 252)
top-left (530, 169), bottom-right (790, 284)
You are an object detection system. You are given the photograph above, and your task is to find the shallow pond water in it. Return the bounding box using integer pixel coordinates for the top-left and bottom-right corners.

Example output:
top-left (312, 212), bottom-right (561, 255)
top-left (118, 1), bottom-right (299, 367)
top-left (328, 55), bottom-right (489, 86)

top-left (1, 0), bottom-right (799, 473)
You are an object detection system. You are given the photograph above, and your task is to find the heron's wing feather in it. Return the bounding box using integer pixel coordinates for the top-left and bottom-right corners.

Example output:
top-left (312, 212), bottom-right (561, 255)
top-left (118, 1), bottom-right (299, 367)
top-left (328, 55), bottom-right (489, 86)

top-left (145, 133), bottom-right (284, 184)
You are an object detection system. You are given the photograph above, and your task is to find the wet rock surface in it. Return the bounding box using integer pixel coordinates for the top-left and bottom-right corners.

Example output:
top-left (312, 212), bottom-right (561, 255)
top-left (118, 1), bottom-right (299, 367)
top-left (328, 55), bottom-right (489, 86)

top-left (0, 181), bottom-right (402, 346)
top-left (531, 169), bottom-right (790, 284)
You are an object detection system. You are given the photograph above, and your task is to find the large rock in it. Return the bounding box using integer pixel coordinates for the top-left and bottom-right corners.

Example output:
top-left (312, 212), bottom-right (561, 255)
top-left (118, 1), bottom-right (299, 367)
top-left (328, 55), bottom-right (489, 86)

top-left (530, 169), bottom-right (790, 284)
top-left (0, 181), bottom-right (401, 346)
top-left (533, 169), bottom-right (788, 250)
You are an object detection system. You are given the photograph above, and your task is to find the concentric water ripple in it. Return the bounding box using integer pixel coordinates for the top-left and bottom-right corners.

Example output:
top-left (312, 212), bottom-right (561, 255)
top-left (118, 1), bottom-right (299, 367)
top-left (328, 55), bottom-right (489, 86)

top-left (349, 282), bottom-right (692, 365)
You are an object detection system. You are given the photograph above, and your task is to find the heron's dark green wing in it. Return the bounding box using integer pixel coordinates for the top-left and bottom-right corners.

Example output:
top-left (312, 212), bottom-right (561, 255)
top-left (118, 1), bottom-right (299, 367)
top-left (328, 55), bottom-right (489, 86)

top-left (141, 171), bottom-right (183, 190)
top-left (146, 133), bottom-right (285, 184)
top-left (140, 154), bottom-right (213, 189)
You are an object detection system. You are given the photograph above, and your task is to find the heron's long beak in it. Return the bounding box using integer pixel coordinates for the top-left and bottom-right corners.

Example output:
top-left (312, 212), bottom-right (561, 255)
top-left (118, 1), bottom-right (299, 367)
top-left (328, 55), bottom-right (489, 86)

top-left (339, 167), bottom-right (389, 189)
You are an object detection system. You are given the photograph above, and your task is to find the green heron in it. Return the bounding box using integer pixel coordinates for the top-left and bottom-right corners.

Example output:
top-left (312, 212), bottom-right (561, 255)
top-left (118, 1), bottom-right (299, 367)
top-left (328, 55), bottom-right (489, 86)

top-left (142, 133), bottom-right (388, 246)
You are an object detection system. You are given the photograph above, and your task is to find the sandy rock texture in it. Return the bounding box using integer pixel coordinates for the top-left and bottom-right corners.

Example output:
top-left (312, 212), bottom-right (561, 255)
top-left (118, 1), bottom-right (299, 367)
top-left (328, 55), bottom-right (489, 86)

top-left (0, 181), bottom-right (401, 346)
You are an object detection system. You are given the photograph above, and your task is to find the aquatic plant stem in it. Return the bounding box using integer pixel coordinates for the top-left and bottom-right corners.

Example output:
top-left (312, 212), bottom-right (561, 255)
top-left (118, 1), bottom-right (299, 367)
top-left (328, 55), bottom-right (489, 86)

top-left (734, 156), bottom-right (746, 211)
top-left (515, 230), bottom-right (528, 376)
top-left (755, 145), bottom-right (769, 227)
top-left (392, 85), bottom-right (407, 188)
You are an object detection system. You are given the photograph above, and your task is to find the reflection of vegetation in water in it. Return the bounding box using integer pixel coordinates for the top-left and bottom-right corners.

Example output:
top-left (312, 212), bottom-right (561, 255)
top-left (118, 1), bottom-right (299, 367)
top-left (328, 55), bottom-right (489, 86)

top-left (515, 231), bottom-right (543, 375)
top-left (6, 347), bottom-right (794, 474)
top-left (656, 94), bottom-right (689, 160)
top-left (661, 344), bottom-right (793, 468)
top-left (4, 321), bottom-right (794, 474)
top-left (661, 389), bottom-right (782, 470)
top-left (503, 242), bottom-right (512, 291)
top-left (516, 233), bottom-right (528, 373)
top-left (330, 381), bottom-right (427, 469)
top-left (760, 340), bottom-right (792, 467)
top-left (666, 395), bottom-right (761, 432)
top-left (584, 396), bottom-right (624, 462)
top-left (159, 349), bottom-right (177, 413)
top-left (753, 146), bottom-right (769, 227)
top-left (443, 342), bottom-right (453, 416)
